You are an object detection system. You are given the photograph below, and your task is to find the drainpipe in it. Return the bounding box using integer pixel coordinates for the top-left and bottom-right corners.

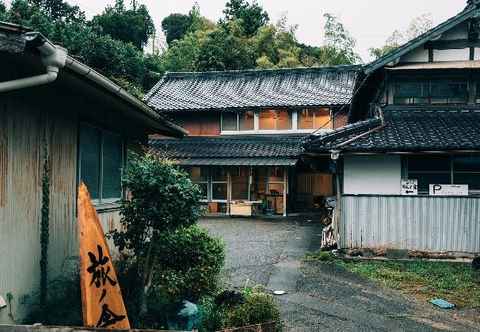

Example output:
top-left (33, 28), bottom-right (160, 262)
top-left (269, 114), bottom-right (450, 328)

top-left (330, 150), bottom-right (342, 244)
top-left (0, 33), bottom-right (67, 93)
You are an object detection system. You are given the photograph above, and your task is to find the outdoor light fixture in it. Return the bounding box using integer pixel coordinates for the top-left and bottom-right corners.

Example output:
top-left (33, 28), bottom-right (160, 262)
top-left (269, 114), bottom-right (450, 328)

top-left (330, 150), bottom-right (341, 161)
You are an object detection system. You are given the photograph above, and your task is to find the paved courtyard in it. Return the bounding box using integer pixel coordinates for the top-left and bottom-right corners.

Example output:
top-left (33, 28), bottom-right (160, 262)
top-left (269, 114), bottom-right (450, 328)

top-left (200, 217), bottom-right (479, 332)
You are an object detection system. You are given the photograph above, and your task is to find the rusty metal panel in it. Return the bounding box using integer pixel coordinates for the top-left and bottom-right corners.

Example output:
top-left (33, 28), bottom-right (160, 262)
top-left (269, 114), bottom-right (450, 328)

top-left (0, 96), bottom-right (78, 323)
top-left (341, 195), bottom-right (480, 254)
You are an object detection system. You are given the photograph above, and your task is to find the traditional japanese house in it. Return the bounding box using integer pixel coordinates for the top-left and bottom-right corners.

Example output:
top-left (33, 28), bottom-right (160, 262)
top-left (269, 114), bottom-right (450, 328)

top-left (0, 22), bottom-right (185, 323)
top-left (146, 66), bottom-right (360, 216)
top-left (306, 0), bottom-right (480, 255)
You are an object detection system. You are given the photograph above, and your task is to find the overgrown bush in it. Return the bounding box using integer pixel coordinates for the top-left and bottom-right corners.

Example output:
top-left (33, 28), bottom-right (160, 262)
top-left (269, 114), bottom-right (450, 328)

top-left (200, 287), bottom-right (282, 331)
top-left (24, 275), bottom-right (82, 326)
top-left (151, 225), bottom-right (225, 303)
top-left (225, 288), bottom-right (281, 330)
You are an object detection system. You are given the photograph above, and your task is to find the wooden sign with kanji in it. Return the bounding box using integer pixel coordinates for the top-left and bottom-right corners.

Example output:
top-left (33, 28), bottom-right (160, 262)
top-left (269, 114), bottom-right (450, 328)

top-left (78, 182), bottom-right (130, 329)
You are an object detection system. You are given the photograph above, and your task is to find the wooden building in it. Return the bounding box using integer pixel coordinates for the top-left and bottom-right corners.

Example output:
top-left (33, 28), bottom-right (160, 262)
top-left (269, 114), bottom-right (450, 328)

top-left (0, 23), bottom-right (185, 323)
top-left (146, 66), bottom-right (360, 216)
top-left (306, 0), bottom-right (480, 254)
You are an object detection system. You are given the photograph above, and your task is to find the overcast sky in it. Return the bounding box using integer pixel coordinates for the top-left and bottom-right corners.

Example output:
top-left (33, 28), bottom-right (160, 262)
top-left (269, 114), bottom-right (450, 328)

top-left (6, 0), bottom-right (467, 62)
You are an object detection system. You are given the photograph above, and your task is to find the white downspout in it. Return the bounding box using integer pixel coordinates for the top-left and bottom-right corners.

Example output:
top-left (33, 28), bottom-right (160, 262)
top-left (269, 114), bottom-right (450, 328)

top-left (0, 36), bottom-right (67, 93)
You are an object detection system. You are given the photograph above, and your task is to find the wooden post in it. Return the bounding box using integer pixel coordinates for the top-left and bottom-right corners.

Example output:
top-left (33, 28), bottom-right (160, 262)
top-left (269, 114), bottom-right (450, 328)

top-left (227, 168), bottom-right (231, 216)
top-left (283, 167), bottom-right (288, 217)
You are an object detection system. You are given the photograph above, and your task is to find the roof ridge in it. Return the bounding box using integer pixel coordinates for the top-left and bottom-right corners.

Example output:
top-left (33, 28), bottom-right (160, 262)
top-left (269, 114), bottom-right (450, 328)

top-left (163, 65), bottom-right (361, 79)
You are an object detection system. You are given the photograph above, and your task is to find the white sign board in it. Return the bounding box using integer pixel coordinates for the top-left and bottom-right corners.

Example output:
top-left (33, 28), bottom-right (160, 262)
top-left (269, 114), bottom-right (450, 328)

top-left (401, 179), bottom-right (418, 196)
top-left (429, 184), bottom-right (469, 196)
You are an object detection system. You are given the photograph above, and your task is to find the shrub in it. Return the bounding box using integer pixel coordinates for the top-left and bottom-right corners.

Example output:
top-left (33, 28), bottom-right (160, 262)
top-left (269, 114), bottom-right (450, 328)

top-left (224, 288), bottom-right (281, 330)
top-left (151, 225), bottom-right (225, 303)
top-left (24, 275), bottom-right (82, 326)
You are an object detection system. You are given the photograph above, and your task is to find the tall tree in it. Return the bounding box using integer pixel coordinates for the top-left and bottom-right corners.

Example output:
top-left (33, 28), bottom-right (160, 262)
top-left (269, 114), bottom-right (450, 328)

top-left (196, 22), bottom-right (255, 71)
top-left (28, 0), bottom-right (84, 22)
top-left (323, 13), bottom-right (360, 64)
top-left (161, 13), bottom-right (192, 46)
top-left (92, 0), bottom-right (155, 50)
top-left (223, 0), bottom-right (269, 36)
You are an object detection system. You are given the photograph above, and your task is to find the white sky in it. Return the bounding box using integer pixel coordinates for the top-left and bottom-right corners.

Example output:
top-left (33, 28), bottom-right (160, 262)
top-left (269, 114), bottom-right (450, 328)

top-left (5, 0), bottom-right (467, 62)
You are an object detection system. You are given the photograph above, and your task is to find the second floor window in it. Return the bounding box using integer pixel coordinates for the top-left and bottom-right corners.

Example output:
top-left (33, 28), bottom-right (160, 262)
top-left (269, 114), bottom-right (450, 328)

top-left (298, 109), bottom-right (331, 129)
top-left (221, 111), bottom-right (254, 131)
top-left (259, 110), bottom-right (292, 130)
top-left (394, 80), bottom-right (468, 105)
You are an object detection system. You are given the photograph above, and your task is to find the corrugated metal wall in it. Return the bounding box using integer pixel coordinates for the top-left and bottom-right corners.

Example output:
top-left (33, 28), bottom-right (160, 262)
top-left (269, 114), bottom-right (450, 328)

top-left (341, 195), bottom-right (480, 253)
top-left (0, 96), bottom-right (78, 322)
top-left (0, 95), bottom-right (127, 323)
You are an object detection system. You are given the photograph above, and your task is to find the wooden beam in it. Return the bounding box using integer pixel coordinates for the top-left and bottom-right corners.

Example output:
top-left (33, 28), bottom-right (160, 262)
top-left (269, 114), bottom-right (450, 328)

top-left (425, 39), bottom-right (480, 50)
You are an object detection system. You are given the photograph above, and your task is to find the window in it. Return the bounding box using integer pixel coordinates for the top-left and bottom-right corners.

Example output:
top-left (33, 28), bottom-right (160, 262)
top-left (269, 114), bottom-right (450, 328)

top-left (239, 111), bottom-right (254, 131)
top-left (221, 111), bottom-right (255, 132)
top-left (394, 80), bottom-right (468, 105)
top-left (211, 167), bottom-right (228, 201)
top-left (259, 110), bottom-right (292, 130)
top-left (394, 82), bottom-right (429, 105)
top-left (407, 156), bottom-right (451, 192)
top-left (221, 112), bottom-right (237, 131)
top-left (406, 155), bottom-right (480, 193)
top-left (453, 155), bottom-right (480, 191)
top-left (431, 81), bottom-right (468, 104)
top-left (188, 167), bottom-right (209, 200)
top-left (79, 124), bottom-right (124, 203)
top-left (298, 109), bottom-right (331, 130)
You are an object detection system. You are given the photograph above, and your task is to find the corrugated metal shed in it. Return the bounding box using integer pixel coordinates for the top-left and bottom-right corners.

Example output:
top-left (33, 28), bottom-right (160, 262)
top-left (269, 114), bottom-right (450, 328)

top-left (341, 195), bottom-right (480, 253)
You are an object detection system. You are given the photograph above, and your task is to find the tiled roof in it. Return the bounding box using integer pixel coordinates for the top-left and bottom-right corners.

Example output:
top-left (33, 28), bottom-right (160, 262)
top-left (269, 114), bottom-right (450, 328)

top-left (306, 108), bottom-right (480, 153)
top-left (145, 66), bottom-right (361, 112)
top-left (149, 134), bottom-right (307, 166)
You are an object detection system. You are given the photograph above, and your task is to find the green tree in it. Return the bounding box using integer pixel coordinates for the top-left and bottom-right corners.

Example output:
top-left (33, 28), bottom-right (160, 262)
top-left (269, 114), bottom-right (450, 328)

top-left (28, 0), bottom-right (84, 22)
top-left (111, 153), bottom-right (204, 319)
top-left (0, 1), bottom-right (7, 20)
top-left (323, 13), bottom-right (360, 64)
top-left (223, 0), bottom-right (269, 36)
top-left (196, 22), bottom-right (255, 71)
top-left (92, 0), bottom-right (155, 50)
top-left (159, 30), bottom-right (206, 72)
top-left (161, 13), bottom-right (192, 46)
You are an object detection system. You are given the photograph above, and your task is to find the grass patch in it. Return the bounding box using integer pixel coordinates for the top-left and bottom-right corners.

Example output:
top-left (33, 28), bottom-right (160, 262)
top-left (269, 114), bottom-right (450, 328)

top-left (304, 250), bottom-right (336, 262)
top-left (337, 259), bottom-right (480, 309)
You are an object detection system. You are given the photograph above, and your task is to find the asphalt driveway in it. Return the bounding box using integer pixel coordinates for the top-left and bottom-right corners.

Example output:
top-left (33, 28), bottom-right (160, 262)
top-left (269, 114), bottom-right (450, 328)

top-left (200, 217), bottom-right (479, 332)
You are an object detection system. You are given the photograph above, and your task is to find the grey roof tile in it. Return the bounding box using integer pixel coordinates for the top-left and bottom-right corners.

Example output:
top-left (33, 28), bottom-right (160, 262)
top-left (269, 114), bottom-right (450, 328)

top-left (149, 134), bottom-right (307, 166)
top-left (145, 66), bottom-right (361, 112)
top-left (306, 108), bottom-right (480, 153)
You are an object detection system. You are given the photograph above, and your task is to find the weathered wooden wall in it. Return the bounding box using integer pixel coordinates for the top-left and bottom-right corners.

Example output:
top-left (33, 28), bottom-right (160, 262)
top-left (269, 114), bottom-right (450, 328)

top-left (172, 111), bottom-right (221, 136)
